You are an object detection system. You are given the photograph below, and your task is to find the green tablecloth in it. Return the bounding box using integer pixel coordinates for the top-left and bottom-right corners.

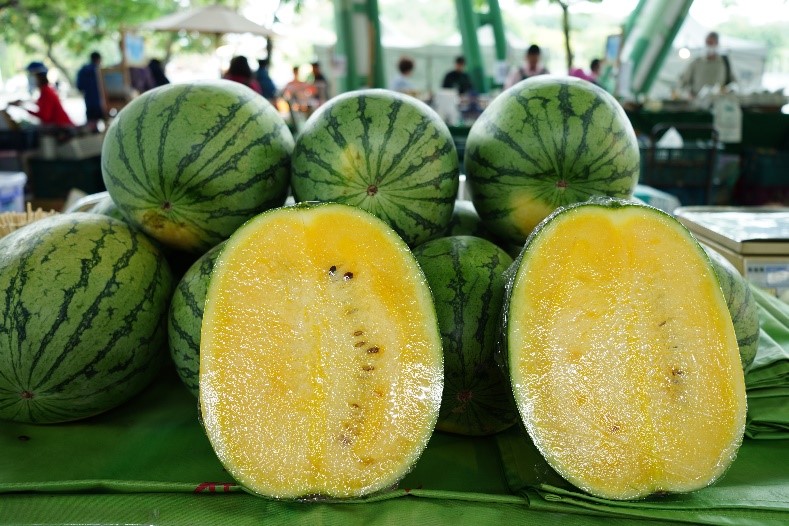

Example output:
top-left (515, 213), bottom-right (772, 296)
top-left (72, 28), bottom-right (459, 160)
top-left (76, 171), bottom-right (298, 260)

top-left (2, 290), bottom-right (789, 525)
top-left (745, 286), bottom-right (789, 439)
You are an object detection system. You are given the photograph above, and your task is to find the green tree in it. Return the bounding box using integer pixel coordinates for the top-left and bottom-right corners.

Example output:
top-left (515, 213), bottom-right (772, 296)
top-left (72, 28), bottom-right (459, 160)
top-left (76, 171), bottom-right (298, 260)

top-left (0, 0), bottom-right (251, 83)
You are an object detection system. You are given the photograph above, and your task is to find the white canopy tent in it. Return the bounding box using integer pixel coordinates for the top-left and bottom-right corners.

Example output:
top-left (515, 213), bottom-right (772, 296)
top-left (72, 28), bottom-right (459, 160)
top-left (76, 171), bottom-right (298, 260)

top-left (141, 5), bottom-right (276, 38)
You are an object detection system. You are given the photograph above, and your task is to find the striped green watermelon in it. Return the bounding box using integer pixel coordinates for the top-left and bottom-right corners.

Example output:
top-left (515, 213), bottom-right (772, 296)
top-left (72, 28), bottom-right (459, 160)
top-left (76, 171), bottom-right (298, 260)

top-left (168, 241), bottom-right (224, 396)
top-left (413, 235), bottom-right (517, 435)
top-left (465, 76), bottom-right (640, 245)
top-left (291, 89), bottom-right (459, 247)
top-left (703, 245), bottom-right (760, 370)
top-left (102, 80), bottom-right (294, 254)
top-left (0, 213), bottom-right (173, 423)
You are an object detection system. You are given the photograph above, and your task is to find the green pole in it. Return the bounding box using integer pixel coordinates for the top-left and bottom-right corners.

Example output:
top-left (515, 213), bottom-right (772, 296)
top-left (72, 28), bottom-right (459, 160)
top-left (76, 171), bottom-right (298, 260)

top-left (637, 0), bottom-right (693, 94)
top-left (598, 0), bottom-right (649, 93)
top-left (622, 0), bottom-right (649, 40)
top-left (334, 0), bottom-right (358, 92)
top-left (486, 0), bottom-right (507, 63)
top-left (454, 0), bottom-right (488, 93)
top-left (365, 0), bottom-right (386, 89)
top-left (483, 0), bottom-right (507, 89)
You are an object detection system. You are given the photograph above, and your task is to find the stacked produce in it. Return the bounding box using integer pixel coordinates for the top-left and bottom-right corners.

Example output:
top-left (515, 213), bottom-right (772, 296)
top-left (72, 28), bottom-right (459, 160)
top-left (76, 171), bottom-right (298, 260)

top-left (0, 78), bottom-right (754, 502)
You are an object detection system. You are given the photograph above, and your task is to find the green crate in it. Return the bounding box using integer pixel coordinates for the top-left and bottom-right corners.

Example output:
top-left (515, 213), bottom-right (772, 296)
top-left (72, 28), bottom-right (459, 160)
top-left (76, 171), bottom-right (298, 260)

top-left (28, 156), bottom-right (104, 199)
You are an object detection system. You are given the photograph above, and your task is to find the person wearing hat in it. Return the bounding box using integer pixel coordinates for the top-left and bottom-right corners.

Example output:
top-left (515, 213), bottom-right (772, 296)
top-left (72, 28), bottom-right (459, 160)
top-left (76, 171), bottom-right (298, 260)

top-left (8, 62), bottom-right (74, 129)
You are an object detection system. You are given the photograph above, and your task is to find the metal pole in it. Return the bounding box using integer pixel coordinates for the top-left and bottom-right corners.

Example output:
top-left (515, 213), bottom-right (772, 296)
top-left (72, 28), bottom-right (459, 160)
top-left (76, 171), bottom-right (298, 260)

top-left (365, 0), bottom-right (386, 88)
top-left (454, 0), bottom-right (488, 93)
top-left (333, 0), bottom-right (358, 92)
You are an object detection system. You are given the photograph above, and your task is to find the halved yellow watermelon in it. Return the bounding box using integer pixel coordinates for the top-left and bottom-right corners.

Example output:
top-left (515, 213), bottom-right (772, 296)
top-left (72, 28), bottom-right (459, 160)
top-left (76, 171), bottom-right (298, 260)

top-left (199, 203), bottom-right (443, 499)
top-left (505, 199), bottom-right (746, 500)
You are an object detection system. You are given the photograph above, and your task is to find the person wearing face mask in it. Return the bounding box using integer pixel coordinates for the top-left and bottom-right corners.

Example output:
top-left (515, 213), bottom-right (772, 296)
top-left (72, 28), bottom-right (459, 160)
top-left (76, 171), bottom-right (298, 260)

top-left (678, 31), bottom-right (735, 97)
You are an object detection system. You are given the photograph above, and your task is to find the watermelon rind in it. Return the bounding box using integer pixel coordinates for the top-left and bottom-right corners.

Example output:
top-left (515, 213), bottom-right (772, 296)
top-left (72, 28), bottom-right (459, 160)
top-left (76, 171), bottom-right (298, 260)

top-left (168, 242), bottom-right (225, 396)
top-left (702, 245), bottom-right (760, 370)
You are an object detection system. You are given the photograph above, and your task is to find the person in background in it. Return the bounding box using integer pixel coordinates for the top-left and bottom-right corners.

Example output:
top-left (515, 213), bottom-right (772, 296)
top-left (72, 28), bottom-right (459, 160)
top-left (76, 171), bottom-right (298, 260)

top-left (505, 44), bottom-right (549, 88)
top-left (569, 58), bottom-right (602, 84)
top-left (256, 58), bottom-right (277, 102)
top-left (9, 62), bottom-right (74, 130)
top-left (390, 57), bottom-right (416, 94)
top-left (223, 56), bottom-right (262, 94)
top-left (678, 31), bottom-right (736, 97)
top-left (148, 59), bottom-right (170, 88)
top-left (76, 51), bottom-right (105, 131)
top-left (441, 56), bottom-right (473, 95)
top-left (282, 66), bottom-right (313, 103)
top-left (310, 61), bottom-right (329, 105)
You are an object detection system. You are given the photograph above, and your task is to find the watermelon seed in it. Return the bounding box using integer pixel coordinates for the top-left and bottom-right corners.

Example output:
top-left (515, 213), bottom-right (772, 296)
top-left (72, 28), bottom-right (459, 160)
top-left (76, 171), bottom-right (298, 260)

top-left (329, 265), bottom-right (337, 275)
top-left (17, 435), bottom-right (30, 442)
top-left (162, 201), bottom-right (172, 211)
top-left (350, 403), bottom-right (360, 409)
top-left (344, 272), bottom-right (354, 280)
top-left (610, 425), bottom-right (621, 433)
top-left (354, 341), bottom-right (367, 348)
top-left (353, 330), bottom-right (363, 336)
top-left (367, 185), bottom-right (378, 196)
top-left (20, 391), bottom-right (34, 400)
top-left (339, 434), bottom-right (353, 446)
top-left (658, 320), bottom-right (667, 327)
top-left (367, 346), bottom-right (380, 354)
top-left (362, 365), bottom-right (375, 372)
top-left (346, 308), bottom-right (358, 316)
top-left (671, 367), bottom-right (684, 376)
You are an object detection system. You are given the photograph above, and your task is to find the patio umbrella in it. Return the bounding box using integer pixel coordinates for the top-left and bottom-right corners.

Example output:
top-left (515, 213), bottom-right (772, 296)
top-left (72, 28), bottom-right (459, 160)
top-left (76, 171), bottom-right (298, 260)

top-left (141, 5), bottom-right (275, 37)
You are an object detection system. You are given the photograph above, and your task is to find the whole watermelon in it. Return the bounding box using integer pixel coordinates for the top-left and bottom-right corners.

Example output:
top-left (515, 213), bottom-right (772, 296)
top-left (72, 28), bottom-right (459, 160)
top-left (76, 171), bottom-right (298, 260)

top-left (168, 241), bottom-right (225, 396)
top-left (465, 75), bottom-right (640, 244)
top-left (102, 80), bottom-right (294, 253)
top-left (0, 214), bottom-right (174, 423)
top-left (413, 235), bottom-right (518, 435)
top-left (291, 89), bottom-right (459, 247)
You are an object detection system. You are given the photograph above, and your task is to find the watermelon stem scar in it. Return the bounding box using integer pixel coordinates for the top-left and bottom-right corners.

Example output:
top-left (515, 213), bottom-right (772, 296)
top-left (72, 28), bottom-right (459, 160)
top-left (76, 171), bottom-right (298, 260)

top-left (162, 201), bottom-right (172, 210)
top-left (556, 180), bottom-right (569, 189)
top-left (20, 391), bottom-right (34, 399)
top-left (366, 185), bottom-right (378, 196)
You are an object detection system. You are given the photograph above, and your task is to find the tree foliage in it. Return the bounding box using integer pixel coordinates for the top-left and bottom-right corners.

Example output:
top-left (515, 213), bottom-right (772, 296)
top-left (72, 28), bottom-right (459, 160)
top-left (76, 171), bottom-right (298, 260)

top-left (0, 0), bottom-right (246, 84)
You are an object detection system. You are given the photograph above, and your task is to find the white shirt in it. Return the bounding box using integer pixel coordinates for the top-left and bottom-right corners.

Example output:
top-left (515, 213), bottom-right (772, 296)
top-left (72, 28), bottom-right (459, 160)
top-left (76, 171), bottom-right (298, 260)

top-left (679, 55), bottom-right (734, 96)
top-left (504, 63), bottom-right (549, 89)
top-left (390, 75), bottom-right (415, 93)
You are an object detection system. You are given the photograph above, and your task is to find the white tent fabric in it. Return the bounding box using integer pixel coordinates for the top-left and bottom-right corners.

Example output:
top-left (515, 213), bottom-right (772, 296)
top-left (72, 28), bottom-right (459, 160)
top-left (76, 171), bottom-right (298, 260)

top-left (141, 5), bottom-right (275, 37)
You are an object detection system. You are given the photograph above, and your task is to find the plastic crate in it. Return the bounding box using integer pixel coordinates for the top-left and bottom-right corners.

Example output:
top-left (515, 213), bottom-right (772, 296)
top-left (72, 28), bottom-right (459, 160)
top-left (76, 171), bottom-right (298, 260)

top-left (735, 149), bottom-right (789, 205)
top-left (28, 156), bottom-right (104, 199)
top-left (0, 129), bottom-right (39, 150)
